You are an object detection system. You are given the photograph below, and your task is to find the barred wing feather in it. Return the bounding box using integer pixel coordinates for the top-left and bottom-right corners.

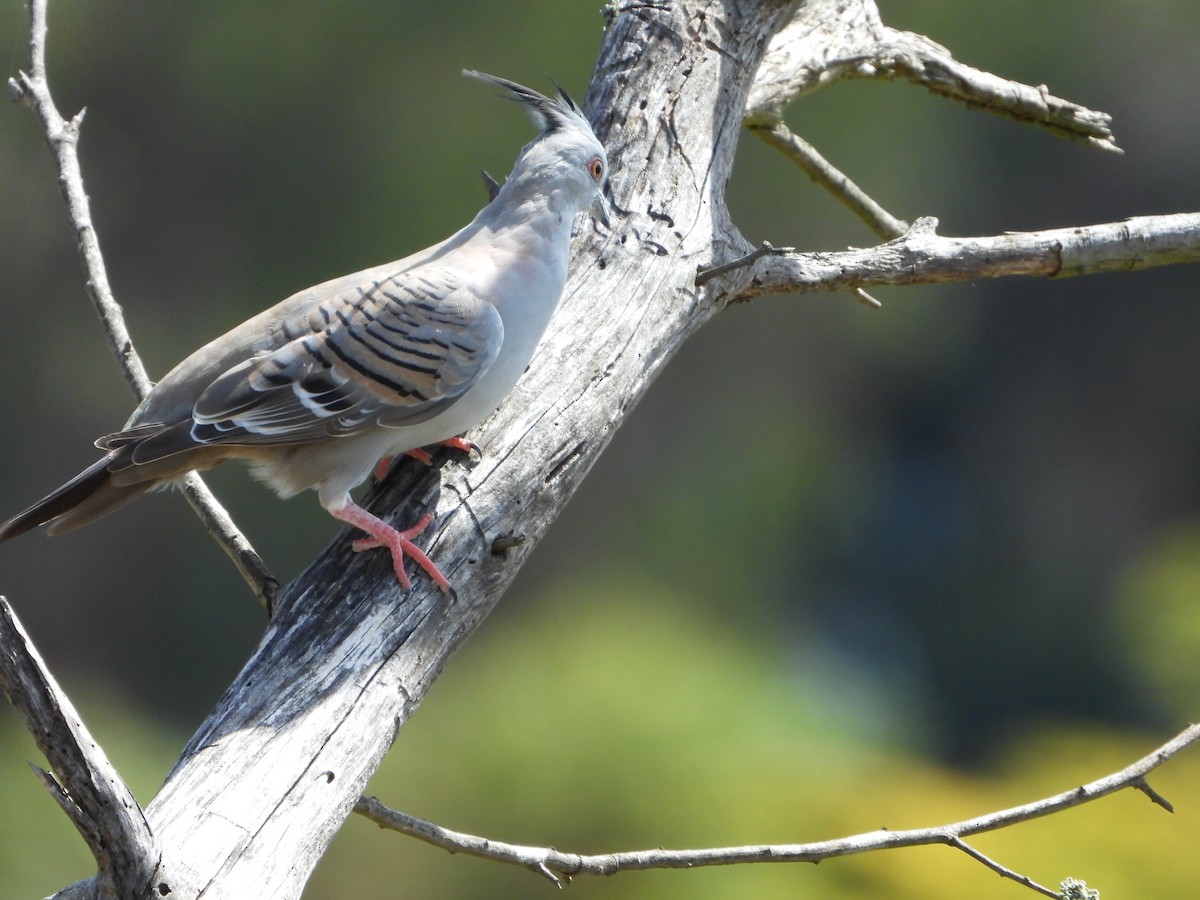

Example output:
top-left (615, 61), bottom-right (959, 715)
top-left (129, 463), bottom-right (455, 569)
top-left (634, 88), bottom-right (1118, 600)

top-left (113, 267), bottom-right (502, 464)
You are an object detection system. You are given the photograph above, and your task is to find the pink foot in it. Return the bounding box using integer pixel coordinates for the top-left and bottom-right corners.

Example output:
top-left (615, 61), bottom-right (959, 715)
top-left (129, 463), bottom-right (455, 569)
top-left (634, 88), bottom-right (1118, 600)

top-left (328, 500), bottom-right (451, 594)
top-left (439, 436), bottom-right (481, 456)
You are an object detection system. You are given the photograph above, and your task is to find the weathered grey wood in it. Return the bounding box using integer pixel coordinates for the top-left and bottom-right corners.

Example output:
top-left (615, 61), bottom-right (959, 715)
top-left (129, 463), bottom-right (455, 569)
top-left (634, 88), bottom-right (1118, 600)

top-left (0, 598), bottom-right (175, 899)
top-left (746, 0), bottom-right (1119, 152)
top-left (730, 213), bottom-right (1200, 300)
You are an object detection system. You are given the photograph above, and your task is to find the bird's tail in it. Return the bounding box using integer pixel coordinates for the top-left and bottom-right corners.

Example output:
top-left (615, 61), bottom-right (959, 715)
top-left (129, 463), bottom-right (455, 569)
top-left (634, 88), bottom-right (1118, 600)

top-left (0, 457), bottom-right (153, 542)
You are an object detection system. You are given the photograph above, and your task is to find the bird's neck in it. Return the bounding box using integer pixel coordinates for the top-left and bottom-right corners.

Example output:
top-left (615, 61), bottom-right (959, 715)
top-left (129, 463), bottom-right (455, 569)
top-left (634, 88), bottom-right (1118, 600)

top-left (473, 178), bottom-right (578, 250)
top-left (501, 153), bottom-right (588, 217)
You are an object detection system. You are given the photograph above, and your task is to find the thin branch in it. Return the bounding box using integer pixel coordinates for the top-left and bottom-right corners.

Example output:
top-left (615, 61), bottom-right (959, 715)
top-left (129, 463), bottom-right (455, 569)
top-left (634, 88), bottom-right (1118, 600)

top-left (0, 596), bottom-right (173, 896)
top-left (945, 834), bottom-right (1058, 898)
top-left (179, 476), bottom-right (280, 610)
top-left (749, 122), bottom-right (909, 239)
top-left (8, 2), bottom-right (149, 396)
top-left (356, 723), bottom-right (1200, 887)
top-left (719, 213), bottom-right (1200, 300)
top-left (355, 797), bottom-right (569, 887)
top-left (1133, 775), bottom-right (1175, 813)
top-left (696, 240), bottom-right (794, 285)
top-left (852, 286), bottom-right (882, 308)
top-left (9, 0), bottom-right (275, 608)
top-left (746, 0), bottom-right (1119, 153)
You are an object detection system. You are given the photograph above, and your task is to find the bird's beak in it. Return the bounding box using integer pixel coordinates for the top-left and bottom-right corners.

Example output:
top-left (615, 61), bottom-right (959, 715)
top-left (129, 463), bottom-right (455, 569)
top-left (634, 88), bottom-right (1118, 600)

top-left (591, 189), bottom-right (613, 228)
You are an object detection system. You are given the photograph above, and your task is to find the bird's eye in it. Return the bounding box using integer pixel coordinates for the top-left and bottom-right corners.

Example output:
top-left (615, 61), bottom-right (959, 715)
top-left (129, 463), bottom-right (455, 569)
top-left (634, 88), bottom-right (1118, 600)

top-left (587, 157), bottom-right (604, 182)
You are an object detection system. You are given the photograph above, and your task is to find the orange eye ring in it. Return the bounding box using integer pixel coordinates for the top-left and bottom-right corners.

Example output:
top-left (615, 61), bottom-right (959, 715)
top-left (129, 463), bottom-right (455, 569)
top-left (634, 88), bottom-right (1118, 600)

top-left (587, 157), bottom-right (604, 182)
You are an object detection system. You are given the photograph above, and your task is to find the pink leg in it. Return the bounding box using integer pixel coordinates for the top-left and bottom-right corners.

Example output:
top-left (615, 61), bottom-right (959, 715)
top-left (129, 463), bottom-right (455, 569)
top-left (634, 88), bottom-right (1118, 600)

top-left (406, 437), bottom-right (479, 464)
top-left (327, 499), bottom-right (451, 594)
top-left (374, 438), bottom-right (480, 480)
top-left (373, 456), bottom-right (396, 480)
top-left (404, 448), bottom-right (434, 466)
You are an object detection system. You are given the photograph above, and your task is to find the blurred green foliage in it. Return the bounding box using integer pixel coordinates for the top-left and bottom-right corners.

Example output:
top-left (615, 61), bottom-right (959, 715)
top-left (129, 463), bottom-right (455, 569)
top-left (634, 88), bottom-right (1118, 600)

top-left (1116, 525), bottom-right (1200, 721)
top-left (1, 0), bottom-right (1199, 896)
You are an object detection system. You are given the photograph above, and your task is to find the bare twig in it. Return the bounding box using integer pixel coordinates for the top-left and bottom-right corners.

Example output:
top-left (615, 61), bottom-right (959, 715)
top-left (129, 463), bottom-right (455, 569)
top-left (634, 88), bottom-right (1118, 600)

top-left (696, 240), bottom-right (794, 286)
top-left (747, 0), bottom-right (1119, 153)
top-left (945, 835), bottom-right (1058, 898)
top-left (852, 287), bottom-right (882, 308)
top-left (719, 213), bottom-right (1200, 300)
top-left (356, 723), bottom-right (1200, 888)
top-left (749, 122), bottom-right (909, 239)
top-left (8, 0), bottom-right (150, 396)
top-left (1133, 775), bottom-right (1175, 813)
top-left (355, 797), bottom-right (570, 887)
top-left (0, 596), bottom-right (175, 896)
top-left (179, 476), bottom-right (280, 610)
top-left (9, 0), bottom-right (275, 608)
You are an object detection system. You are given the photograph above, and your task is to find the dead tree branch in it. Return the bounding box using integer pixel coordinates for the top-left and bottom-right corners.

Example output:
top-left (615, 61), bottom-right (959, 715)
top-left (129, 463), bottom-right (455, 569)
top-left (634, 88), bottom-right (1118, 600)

top-left (356, 724), bottom-right (1200, 892)
top-left (0, 596), bottom-right (174, 898)
top-left (746, 0), bottom-right (1119, 151)
top-left (709, 213), bottom-right (1200, 301)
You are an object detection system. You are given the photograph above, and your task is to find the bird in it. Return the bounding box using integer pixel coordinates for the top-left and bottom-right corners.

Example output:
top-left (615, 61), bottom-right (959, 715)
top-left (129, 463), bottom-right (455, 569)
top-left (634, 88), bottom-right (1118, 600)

top-left (0, 70), bottom-right (611, 594)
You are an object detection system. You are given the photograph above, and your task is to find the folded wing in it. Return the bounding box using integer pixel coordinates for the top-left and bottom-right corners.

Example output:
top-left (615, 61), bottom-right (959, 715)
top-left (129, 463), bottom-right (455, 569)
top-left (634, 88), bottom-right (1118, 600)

top-left (99, 266), bottom-right (503, 467)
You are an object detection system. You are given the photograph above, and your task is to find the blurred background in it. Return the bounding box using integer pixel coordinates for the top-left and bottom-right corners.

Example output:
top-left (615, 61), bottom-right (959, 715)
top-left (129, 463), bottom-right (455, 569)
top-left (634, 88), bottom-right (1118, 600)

top-left (1, 1), bottom-right (1198, 896)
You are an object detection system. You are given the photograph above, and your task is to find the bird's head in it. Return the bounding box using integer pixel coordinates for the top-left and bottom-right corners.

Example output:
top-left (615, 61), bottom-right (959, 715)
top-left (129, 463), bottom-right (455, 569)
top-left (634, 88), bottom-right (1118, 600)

top-left (465, 70), bottom-right (611, 227)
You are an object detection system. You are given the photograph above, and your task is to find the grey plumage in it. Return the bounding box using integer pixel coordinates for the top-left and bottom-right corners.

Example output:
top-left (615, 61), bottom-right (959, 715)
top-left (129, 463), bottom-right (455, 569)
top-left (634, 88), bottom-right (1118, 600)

top-left (0, 71), bottom-right (611, 592)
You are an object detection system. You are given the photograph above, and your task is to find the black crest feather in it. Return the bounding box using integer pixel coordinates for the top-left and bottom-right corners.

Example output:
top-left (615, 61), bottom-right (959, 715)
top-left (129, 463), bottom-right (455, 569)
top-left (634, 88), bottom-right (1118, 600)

top-left (463, 69), bottom-right (587, 135)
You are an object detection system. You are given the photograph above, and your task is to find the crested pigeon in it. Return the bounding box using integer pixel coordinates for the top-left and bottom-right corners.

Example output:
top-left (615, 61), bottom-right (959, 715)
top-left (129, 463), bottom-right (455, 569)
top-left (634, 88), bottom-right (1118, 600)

top-left (0, 71), bottom-right (611, 594)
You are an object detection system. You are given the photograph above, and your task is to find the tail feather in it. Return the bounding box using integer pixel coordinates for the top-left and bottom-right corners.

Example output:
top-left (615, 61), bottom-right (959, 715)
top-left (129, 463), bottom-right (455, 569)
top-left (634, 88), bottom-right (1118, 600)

top-left (0, 458), bottom-right (153, 542)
